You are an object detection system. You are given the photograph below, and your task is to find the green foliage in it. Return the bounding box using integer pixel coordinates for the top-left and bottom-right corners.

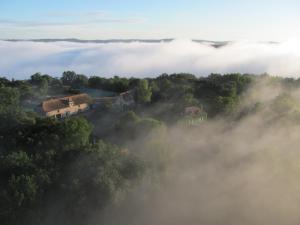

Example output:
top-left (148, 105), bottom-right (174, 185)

top-left (38, 79), bottom-right (48, 96)
top-left (0, 113), bottom-right (145, 225)
top-left (61, 71), bottom-right (77, 85)
top-left (0, 86), bottom-right (20, 116)
top-left (0, 72), bottom-right (264, 225)
top-left (137, 117), bottom-right (163, 130)
top-left (3, 151), bottom-right (32, 169)
top-left (113, 111), bottom-right (169, 175)
top-left (7, 174), bottom-right (38, 207)
top-left (0, 77), bottom-right (10, 87)
top-left (59, 141), bottom-right (145, 217)
top-left (62, 71), bottom-right (89, 88)
top-left (194, 73), bottom-right (252, 116)
top-left (214, 95), bottom-right (238, 114)
top-left (0, 87), bottom-right (23, 131)
top-left (30, 73), bottom-right (49, 96)
top-left (271, 93), bottom-right (298, 114)
top-left (59, 117), bottom-right (92, 151)
top-left (88, 76), bottom-right (130, 92)
top-left (72, 74), bottom-right (88, 88)
top-left (136, 79), bottom-right (152, 104)
top-left (115, 111), bottom-right (165, 142)
top-left (17, 83), bottom-right (34, 101)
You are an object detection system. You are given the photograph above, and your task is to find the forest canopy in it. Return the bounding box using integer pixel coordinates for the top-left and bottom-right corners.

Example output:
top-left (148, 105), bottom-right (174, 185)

top-left (1, 72), bottom-right (300, 225)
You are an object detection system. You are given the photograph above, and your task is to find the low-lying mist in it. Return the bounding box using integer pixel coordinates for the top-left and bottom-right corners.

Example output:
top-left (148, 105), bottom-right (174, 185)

top-left (90, 80), bottom-right (300, 225)
top-left (1, 39), bottom-right (300, 79)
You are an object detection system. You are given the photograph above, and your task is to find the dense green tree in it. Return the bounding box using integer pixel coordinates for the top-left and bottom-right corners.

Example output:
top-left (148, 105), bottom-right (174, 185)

top-left (88, 76), bottom-right (104, 89)
top-left (136, 79), bottom-right (152, 104)
top-left (88, 76), bottom-right (130, 92)
top-left (0, 77), bottom-right (10, 87)
top-left (17, 83), bottom-right (34, 101)
top-left (72, 74), bottom-right (88, 88)
top-left (61, 71), bottom-right (77, 86)
top-left (0, 87), bottom-right (23, 131)
top-left (30, 73), bottom-right (43, 85)
top-left (59, 117), bottom-right (92, 151)
top-left (0, 114), bottom-right (145, 225)
top-left (30, 73), bottom-right (49, 96)
top-left (0, 87), bottom-right (20, 116)
top-left (56, 141), bottom-right (145, 223)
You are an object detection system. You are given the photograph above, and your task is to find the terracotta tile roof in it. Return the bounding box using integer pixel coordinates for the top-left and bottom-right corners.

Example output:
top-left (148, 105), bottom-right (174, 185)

top-left (42, 93), bottom-right (93, 113)
top-left (184, 106), bottom-right (205, 116)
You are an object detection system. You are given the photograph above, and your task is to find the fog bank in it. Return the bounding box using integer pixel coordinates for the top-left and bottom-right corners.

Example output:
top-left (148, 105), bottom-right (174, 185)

top-left (1, 39), bottom-right (300, 79)
top-left (93, 81), bottom-right (300, 225)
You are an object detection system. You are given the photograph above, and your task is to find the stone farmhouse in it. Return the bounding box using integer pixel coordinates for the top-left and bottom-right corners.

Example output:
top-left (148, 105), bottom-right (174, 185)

top-left (41, 93), bottom-right (93, 118)
top-left (41, 90), bottom-right (135, 118)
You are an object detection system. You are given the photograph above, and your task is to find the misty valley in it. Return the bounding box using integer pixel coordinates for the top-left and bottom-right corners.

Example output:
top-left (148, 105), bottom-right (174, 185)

top-left (2, 0), bottom-right (300, 224)
top-left (1, 39), bottom-right (300, 79)
top-left (1, 72), bottom-right (300, 225)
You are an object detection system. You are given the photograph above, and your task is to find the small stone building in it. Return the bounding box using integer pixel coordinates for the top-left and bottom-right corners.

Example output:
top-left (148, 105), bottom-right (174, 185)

top-left (184, 106), bottom-right (204, 116)
top-left (182, 106), bottom-right (208, 126)
top-left (41, 93), bottom-right (93, 118)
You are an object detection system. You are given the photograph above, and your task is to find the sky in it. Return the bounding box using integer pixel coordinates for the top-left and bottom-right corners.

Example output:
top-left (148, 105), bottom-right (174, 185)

top-left (1, 0), bottom-right (300, 41)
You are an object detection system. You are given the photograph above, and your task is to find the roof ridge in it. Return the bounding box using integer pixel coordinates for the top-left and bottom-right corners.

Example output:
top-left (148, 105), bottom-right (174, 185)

top-left (41, 93), bottom-right (92, 113)
top-left (43, 93), bottom-right (88, 103)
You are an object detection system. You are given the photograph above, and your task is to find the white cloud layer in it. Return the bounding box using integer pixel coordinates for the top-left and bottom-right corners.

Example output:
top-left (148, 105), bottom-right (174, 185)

top-left (1, 39), bottom-right (300, 79)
